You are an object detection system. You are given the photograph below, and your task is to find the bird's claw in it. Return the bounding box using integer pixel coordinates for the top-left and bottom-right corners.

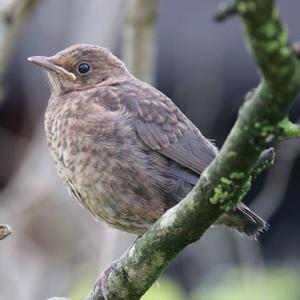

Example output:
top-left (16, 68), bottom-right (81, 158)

top-left (94, 259), bottom-right (120, 300)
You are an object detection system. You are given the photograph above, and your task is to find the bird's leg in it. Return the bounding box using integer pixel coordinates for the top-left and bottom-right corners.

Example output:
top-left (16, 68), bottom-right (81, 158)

top-left (95, 236), bottom-right (141, 300)
top-left (96, 259), bottom-right (120, 300)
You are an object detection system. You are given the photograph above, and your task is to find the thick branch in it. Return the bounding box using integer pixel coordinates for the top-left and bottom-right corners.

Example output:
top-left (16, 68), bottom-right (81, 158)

top-left (81, 1), bottom-right (300, 299)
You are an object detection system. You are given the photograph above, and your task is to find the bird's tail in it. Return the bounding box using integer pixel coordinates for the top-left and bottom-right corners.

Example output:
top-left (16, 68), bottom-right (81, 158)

top-left (215, 202), bottom-right (268, 239)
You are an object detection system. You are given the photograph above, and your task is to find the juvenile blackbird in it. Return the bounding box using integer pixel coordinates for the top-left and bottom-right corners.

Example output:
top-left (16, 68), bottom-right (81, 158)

top-left (28, 44), bottom-right (267, 239)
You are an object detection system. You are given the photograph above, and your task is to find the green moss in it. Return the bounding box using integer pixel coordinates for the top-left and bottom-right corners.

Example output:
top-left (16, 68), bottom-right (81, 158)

top-left (239, 176), bottom-right (252, 199)
top-left (279, 47), bottom-right (291, 59)
top-left (278, 117), bottom-right (300, 138)
top-left (261, 124), bottom-right (275, 137)
top-left (254, 122), bottom-right (261, 128)
top-left (210, 174), bottom-right (252, 212)
top-left (278, 27), bottom-right (289, 46)
top-left (230, 172), bottom-right (245, 179)
top-left (237, 1), bottom-right (257, 15)
top-left (210, 185), bottom-right (227, 205)
top-left (253, 157), bottom-right (274, 178)
top-left (253, 120), bottom-right (278, 143)
top-left (265, 40), bottom-right (280, 52)
top-left (237, 2), bottom-right (247, 14)
top-left (220, 177), bottom-right (232, 185)
top-left (262, 21), bottom-right (277, 38)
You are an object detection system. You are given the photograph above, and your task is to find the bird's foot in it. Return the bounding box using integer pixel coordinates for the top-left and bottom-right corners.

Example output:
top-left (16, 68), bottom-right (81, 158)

top-left (93, 237), bottom-right (140, 299)
top-left (94, 259), bottom-right (120, 300)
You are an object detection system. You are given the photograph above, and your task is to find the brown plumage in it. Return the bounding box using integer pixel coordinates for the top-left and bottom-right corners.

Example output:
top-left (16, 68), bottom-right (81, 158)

top-left (28, 44), bottom-right (267, 238)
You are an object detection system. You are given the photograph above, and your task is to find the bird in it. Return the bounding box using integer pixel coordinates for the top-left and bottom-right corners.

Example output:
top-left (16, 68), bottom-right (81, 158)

top-left (28, 44), bottom-right (267, 296)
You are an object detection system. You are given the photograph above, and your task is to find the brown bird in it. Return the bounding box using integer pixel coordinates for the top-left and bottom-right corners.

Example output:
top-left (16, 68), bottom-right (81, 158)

top-left (28, 45), bottom-right (268, 294)
top-left (28, 44), bottom-right (267, 238)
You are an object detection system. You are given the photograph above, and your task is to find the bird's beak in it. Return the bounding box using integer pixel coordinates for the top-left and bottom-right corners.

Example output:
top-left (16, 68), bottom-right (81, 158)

top-left (27, 56), bottom-right (76, 80)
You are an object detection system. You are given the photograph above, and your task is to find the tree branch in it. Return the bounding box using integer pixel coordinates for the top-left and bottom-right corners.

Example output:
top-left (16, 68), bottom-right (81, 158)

top-left (252, 147), bottom-right (275, 179)
top-left (122, 0), bottom-right (158, 84)
top-left (54, 1), bottom-right (300, 299)
top-left (0, 224), bottom-right (12, 240)
top-left (214, 1), bottom-right (238, 22)
top-left (293, 42), bottom-right (300, 59)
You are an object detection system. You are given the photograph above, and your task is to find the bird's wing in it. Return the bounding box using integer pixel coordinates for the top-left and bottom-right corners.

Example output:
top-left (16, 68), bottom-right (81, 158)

top-left (118, 87), bottom-right (217, 175)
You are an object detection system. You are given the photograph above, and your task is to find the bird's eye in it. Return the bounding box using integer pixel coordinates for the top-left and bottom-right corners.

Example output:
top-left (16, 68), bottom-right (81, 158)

top-left (77, 63), bottom-right (91, 74)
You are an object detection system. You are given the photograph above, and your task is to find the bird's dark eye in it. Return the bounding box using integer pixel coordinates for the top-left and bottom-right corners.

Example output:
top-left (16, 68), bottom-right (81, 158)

top-left (77, 63), bottom-right (91, 74)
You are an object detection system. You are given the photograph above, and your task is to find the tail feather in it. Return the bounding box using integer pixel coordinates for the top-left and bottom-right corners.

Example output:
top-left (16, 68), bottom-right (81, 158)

top-left (216, 202), bottom-right (268, 239)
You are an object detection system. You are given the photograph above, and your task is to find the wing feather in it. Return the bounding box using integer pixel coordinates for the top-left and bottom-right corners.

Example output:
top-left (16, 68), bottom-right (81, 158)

top-left (111, 84), bottom-right (218, 175)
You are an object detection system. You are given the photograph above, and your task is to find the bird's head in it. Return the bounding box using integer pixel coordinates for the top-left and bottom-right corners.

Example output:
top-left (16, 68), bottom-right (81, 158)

top-left (27, 44), bottom-right (127, 94)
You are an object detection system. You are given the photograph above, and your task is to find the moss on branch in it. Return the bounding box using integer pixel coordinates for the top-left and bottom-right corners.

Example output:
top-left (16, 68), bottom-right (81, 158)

top-left (278, 118), bottom-right (300, 138)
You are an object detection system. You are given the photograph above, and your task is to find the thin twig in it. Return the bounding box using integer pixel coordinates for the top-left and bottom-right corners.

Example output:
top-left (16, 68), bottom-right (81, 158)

top-left (293, 42), bottom-right (300, 59)
top-left (252, 148), bottom-right (275, 179)
top-left (0, 224), bottom-right (12, 240)
top-left (252, 139), bottom-right (300, 221)
top-left (214, 1), bottom-right (238, 22)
